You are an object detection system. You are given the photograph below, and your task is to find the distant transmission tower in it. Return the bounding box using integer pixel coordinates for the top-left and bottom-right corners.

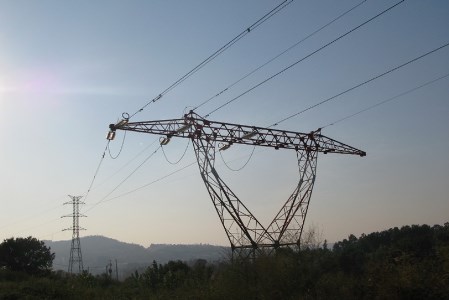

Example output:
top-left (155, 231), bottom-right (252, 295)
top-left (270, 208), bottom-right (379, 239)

top-left (62, 195), bottom-right (86, 274)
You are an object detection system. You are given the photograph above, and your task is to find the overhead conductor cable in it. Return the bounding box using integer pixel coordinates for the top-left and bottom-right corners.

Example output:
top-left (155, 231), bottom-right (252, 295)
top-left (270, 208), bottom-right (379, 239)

top-left (205, 0), bottom-right (406, 118)
top-left (129, 0), bottom-right (294, 119)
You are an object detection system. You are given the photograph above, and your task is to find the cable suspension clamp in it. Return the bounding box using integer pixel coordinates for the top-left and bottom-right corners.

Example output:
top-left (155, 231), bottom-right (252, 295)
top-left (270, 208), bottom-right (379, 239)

top-left (176, 123), bottom-right (191, 134)
top-left (106, 131), bottom-right (116, 141)
top-left (160, 136), bottom-right (171, 146)
top-left (107, 113), bottom-right (130, 140)
top-left (241, 131), bottom-right (257, 140)
top-left (219, 142), bottom-right (232, 151)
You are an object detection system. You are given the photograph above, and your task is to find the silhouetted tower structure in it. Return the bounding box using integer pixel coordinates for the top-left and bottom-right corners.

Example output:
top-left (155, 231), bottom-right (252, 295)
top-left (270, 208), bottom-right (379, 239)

top-left (107, 111), bottom-right (366, 258)
top-left (62, 195), bottom-right (86, 273)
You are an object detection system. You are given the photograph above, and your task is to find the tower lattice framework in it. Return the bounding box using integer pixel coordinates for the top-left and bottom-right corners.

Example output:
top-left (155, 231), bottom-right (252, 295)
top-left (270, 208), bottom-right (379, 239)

top-left (107, 111), bottom-right (365, 257)
top-left (62, 195), bottom-right (86, 273)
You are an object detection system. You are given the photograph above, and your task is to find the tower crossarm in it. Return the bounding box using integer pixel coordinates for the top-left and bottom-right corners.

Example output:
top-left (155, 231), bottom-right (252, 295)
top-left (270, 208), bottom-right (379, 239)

top-left (109, 111), bottom-right (366, 157)
top-left (108, 111), bottom-right (366, 256)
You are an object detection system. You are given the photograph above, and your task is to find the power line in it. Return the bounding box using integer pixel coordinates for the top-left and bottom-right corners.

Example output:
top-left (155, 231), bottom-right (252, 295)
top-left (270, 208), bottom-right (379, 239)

top-left (100, 161), bottom-right (197, 205)
top-left (128, 0), bottom-right (294, 119)
top-left (13, 217), bottom-right (62, 237)
top-left (321, 72), bottom-right (449, 129)
top-left (271, 41), bottom-right (449, 127)
top-left (108, 131), bottom-right (127, 159)
top-left (0, 194), bottom-right (67, 231)
top-left (84, 145), bottom-right (162, 213)
top-left (80, 1), bottom-right (446, 217)
top-left (91, 139), bottom-right (159, 191)
top-left (219, 146), bottom-right (256, 172)
top-left (204, 0), bottom-right (406, 118)
top-left (49, 2), bottom-right (294, 243)
top-left (88, 0), bottom-right (400, 213)
top-left (88, 149), bottom-right (262, 207)
top-left (161, 139), bottom-right (190, 165)
top-left (1, 141), bottom-right (158, 233)
top-left (81, 0), bottom-right (362, 216)
top-left (63, 1), bottom-right (366, 216)
top-left (83, 2), bottom-right (295, 198)
top-left (40, 68), bottom-right (448, 242)
top-left (38, 229), bottom-right (65, 240)
top-left (96, 148), bottom-right (269, 205)
top-left (193, 0), bottom-right (368, 112)
top-left (0, 205), bottom-right (61, 231)
top-left (16, 141), bottom-right (157, 241)
top-left (83, 141), bottom-right (110, 203)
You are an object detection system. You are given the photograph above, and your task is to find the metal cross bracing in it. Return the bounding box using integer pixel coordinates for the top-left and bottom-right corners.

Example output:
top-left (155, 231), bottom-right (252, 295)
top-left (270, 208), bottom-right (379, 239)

top-left (62, 195), bottom-right (86, 274)
top-left (108, 111), bottom-right (365, 257)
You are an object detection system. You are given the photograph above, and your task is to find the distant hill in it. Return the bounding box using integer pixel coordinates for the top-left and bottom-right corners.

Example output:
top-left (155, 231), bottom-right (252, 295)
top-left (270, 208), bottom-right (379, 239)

top-left (45, 236), bottom-right (228, 278)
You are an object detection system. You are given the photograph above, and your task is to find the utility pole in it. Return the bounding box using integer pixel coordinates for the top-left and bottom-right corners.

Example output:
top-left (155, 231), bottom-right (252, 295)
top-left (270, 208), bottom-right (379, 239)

top-left (115, 259), bottom-right (119, 281)
top-left (62, 195), bottom-right (86, 274)
top-left (106, 260), bottom-right (113, 278)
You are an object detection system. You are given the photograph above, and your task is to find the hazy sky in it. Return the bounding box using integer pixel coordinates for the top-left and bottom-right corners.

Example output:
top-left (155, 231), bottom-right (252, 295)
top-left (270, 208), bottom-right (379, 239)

top-left (1, 0), bottom-right (448, 248)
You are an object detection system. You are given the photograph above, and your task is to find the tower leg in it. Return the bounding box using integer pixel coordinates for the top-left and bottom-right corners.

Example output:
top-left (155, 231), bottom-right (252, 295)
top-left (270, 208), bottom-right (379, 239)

top-left (192, 138), bottom-right (274, 256)
top-left (192, 136), bottom-right (318, 257)
top-left (264, 150), bottom-right (318, 248)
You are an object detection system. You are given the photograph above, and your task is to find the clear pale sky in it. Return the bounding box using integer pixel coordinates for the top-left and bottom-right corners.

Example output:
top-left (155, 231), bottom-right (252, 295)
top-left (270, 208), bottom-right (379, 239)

top-left (1, 0), bottom-right (448, 247)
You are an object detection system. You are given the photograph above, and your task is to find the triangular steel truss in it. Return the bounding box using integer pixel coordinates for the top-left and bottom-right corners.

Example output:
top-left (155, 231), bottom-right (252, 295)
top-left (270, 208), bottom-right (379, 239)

top-left (108, 111), bottom-right (365, 256)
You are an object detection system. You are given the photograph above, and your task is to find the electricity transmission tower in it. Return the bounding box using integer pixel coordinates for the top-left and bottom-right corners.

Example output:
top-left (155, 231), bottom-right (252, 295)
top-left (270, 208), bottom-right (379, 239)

top-left (107, 111), bottom-right (365, 257)
top-left (62, 195), bottom-right (86, 273)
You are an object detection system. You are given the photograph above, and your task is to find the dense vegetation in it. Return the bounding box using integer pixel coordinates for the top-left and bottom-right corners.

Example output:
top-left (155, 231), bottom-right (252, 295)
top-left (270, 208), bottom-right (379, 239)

top-left (0, 237), bottom-right (54, 276)
top-left (1, 223), bottom-right (448, 299)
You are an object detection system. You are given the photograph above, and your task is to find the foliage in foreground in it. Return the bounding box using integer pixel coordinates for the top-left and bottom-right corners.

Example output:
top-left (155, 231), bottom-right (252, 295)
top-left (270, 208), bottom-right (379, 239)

top-left (0, 236), bottom-right (54, 276)
top-left (0, 223), bottom-right (448, 299)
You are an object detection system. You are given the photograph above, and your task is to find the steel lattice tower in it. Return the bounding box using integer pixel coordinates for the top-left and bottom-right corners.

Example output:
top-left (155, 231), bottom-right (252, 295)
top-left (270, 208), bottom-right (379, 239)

top-left (107, 111), bottom-right (365, 258)
top-left (62, 195), bottom-right (86, 274)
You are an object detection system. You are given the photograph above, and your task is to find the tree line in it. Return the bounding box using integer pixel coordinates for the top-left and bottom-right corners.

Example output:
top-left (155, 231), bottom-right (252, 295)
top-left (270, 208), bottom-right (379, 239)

top-left (1, 223), bottom-right (448, 299)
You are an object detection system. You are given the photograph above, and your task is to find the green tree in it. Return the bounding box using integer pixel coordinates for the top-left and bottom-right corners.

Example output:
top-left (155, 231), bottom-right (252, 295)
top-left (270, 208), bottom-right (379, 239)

top-left (0, 236), bottom-right (55, 275)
